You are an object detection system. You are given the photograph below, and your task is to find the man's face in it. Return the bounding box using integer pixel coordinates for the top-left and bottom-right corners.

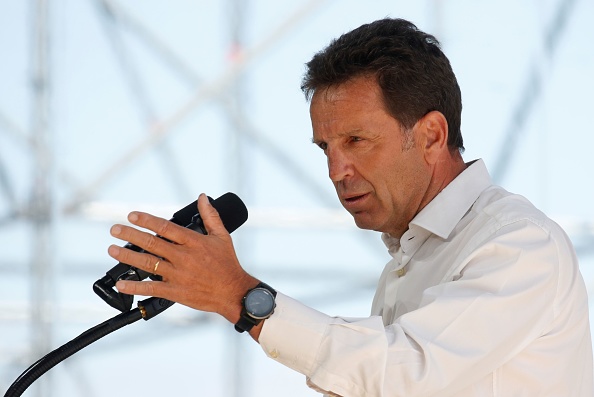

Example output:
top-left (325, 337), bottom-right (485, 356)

top-left (310, 76), bottom-right (430, 238)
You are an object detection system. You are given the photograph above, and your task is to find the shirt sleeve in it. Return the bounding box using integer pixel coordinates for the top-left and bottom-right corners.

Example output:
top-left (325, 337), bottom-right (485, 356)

top-left (258, 219), bottom-right (583, 396)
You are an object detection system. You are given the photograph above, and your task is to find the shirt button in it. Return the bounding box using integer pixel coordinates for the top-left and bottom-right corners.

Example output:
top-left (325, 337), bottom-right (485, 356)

top-left (269, 349), bottom-right (280, 359)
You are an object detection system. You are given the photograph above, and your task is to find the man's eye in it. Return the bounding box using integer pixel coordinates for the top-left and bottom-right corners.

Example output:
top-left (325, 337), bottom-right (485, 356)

top-left (350, 136), bottom-right (362, 142)
top-left (317, 142), bottom-right (328, 151)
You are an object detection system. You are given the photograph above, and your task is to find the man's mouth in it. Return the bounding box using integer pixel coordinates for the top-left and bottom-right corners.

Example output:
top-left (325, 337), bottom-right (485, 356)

top-left (342, 193), bottom-right (370, 210)
top-left (344, 193), bottom-right (367, 203)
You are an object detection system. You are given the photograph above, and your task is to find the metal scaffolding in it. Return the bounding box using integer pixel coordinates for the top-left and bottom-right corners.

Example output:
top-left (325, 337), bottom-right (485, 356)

top-left (0, 1), bottom-right (593, 396)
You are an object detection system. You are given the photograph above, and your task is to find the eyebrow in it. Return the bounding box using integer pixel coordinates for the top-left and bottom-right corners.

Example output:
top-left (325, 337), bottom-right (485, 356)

top-left (311, 128), bottom-right (367, 144)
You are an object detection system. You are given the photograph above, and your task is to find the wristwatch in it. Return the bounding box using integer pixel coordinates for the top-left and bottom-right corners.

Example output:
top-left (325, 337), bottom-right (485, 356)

top-left (234, 282), bottom-right (277, 333)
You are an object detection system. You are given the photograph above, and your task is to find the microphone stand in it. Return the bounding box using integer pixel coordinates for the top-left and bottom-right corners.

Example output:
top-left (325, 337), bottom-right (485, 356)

top-left (3, 297), bottom-right (174, 397)
top-left (4, 193), bottom-right (248, 397)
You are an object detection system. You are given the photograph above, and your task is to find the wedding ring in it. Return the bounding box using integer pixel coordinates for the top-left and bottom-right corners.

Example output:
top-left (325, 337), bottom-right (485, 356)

top-left (153, 260), bottom-right (160, 273)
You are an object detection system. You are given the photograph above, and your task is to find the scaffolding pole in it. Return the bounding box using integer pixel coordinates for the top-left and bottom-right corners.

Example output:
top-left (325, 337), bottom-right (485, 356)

top-left (29, 0), bottom-right (54, 396)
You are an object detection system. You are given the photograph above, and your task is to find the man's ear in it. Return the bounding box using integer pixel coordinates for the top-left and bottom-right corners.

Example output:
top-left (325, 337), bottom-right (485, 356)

top-left (418, 111), bottom-right (448, 164)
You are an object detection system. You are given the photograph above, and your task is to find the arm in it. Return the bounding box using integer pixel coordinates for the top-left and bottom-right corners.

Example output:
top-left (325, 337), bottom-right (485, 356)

top-left (260, 220), bottom-right (578, 396)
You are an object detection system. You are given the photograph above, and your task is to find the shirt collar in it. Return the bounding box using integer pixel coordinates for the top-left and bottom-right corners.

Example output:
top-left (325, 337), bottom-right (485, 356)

top-left (382, 159), bottom-right (492, 252)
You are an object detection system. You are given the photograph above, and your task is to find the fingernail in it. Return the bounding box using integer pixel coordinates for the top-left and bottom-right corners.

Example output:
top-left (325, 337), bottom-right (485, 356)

top-left (111, 225), bottom-right (122, 235)
top-left (128, 212), bottom-right (139, 222)
top-left (200, 193), bottom-right (212, 205)
top-left (108, 245), bottom-right (120, 256)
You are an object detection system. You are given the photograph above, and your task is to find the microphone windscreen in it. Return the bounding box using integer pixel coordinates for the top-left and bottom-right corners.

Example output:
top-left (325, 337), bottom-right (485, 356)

top-left (171, 200), bottom-right (198, 226)
top-left (212, 192), bottom-right (248, 233)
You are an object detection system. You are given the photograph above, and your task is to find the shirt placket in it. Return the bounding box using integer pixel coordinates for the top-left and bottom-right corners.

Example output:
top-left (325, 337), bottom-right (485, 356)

top-left (382, 247), bottom-right (406, 325)
top-left (381, 230), bottom-right (426, 324)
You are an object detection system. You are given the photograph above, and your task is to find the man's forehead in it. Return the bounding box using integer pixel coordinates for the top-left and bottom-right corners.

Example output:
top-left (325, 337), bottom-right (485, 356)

top-left (310, 76), bottom-right (379, 103)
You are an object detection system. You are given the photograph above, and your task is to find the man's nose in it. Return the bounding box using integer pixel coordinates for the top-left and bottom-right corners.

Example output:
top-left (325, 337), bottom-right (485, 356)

top-left (327, 148), bottom-right (353, 182)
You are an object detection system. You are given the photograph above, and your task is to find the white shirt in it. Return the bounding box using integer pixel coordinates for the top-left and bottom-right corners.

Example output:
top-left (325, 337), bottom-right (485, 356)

top-left (259, 159), bottom-right (594, 396)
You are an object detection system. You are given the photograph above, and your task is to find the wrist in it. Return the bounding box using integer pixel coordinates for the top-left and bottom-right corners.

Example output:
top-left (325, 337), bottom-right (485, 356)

top-left (220, 275), bottom-right (260, 325)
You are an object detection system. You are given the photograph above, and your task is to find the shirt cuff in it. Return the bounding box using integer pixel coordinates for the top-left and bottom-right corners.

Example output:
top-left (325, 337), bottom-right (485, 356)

top-left (259, 292), bottom-right (332, 376)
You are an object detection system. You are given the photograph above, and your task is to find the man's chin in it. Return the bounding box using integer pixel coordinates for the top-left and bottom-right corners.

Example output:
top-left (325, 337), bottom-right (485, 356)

top-left (352, 213), bottom-right (378, 231)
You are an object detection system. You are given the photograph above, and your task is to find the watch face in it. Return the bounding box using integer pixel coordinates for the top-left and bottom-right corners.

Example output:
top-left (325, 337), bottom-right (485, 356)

top-left (245, 288), bottom-right (275, 319)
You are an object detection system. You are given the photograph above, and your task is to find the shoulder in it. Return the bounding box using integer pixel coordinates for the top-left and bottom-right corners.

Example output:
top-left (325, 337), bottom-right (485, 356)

top-left (472, 185), bottom-right (564, 238)
top-left (449, 184), bottom-right (578, 278)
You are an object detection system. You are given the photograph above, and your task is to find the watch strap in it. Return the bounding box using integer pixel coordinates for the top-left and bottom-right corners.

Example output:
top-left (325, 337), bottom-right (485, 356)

top-left (234, 315), bottom-right (257, 333)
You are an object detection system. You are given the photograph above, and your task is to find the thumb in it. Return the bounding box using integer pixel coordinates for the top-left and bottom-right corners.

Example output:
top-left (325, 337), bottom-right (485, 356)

top-left (198, 193), bottom-right (228, 236)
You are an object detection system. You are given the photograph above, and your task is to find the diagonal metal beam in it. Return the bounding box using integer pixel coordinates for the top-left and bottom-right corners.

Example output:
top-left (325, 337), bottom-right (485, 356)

top-left (0, 110), bottom-right (31, 147)
top-left (222, 94), bottom-right (336, 207)
top-left (95, 0), bottom-right (156, 123)
top-left (99, 0), bottom-right (202, 88)
top-left (62, 0), bottom-right (331, 214)
top-left (491, 0), bottom-right (578, 183)
top-left (118, 0), bottom-right (341, 206)
top-left (0, 111), bottom-right (83, 217)
top-left (94, 0), bottom-right (194, 200)
top-left (102, 0), bottom-right (334, 205)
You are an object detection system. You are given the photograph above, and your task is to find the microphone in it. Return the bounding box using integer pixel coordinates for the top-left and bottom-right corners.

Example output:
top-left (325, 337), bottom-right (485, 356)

top-left (93, 192), bottom-right (248, 312)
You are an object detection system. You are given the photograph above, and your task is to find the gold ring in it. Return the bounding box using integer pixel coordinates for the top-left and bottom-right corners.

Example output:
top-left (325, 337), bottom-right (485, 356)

top-left (153, 260), bottom-right (160, 273)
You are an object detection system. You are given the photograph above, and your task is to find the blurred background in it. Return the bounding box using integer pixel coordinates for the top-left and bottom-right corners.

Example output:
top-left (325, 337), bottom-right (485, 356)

top-left (1, 0), bottom-right (593, 396)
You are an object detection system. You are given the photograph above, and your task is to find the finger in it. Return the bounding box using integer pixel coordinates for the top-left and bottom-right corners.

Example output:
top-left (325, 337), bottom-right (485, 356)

top-left (110, 217), bottom-right (188, 258)
top-left (198, 193), bottom-right (229, 237)
top-left (127, 211), bottom-right (191, 245)
top-left (110, 223), bottom-right (172, 260)
top-left (116, 279), bottom-right (172, 298)
top-left (107, 245), bottom-right (170, 276)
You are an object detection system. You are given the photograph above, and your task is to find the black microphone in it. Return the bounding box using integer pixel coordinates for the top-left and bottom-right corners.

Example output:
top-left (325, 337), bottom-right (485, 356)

top-left (93, 192), bottom-right (248, 312)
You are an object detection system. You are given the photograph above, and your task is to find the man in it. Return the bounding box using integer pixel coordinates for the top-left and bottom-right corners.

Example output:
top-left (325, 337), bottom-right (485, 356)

top-left (108, 18), bottom-right (593, 396)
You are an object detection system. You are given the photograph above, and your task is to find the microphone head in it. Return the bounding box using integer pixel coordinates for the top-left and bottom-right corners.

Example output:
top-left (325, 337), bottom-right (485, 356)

top-left (212, 192), bottom-right (248, 233)
top-left (171, 199), bottom-right (199, 226)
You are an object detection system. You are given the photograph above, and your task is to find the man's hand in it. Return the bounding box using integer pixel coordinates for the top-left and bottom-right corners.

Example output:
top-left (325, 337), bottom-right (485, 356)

top-left (107, 193), bottom-right (259, 326)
